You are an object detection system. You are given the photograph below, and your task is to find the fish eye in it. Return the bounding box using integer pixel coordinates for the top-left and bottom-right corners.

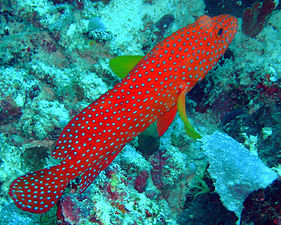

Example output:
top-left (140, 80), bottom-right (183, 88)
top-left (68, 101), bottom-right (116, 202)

top-left (217, 28), bottom-right (223, 36)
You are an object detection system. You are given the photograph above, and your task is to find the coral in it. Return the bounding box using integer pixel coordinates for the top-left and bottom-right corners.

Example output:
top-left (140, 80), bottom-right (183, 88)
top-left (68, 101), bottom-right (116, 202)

top-left (54, 162), bottom-right (176, 224)
top-left (150, 150), bottom-right (170, 189)
top-left (254, 79), bottom-right (281, 104)
top-left (19, 99), bottom-right (70, 139)
top-left (0, 96), bottom-right (22, 125)
top-left (96, 0), bottom-right (205, 54)
top-left (140, 13), bottom-right (176, 54)
top-left (188, 167), bottom-right (211, 198)
top-left (74, 0), bottom-right (85, 9)
top-left (147, 146), bottom-right (193, 215)
top-left (241, 179), bottom-right (281, 225)
top-left (0, 201), bottom-right (40, 225)
top-left (134, 170), bottom-right (149, 193)
top-left (57, 195), bottom-right (81, 224)
top-left (21, 146), bottom-right (49, 171)
top-left (103, 169), bottom-right (128, 202)
top-left (269, 10), bottom-right (281, 33)
top-left (242, 0), bottom-right (279, 37)
top-left (0, 17), bottom-right (68, 67)
top-left (27, 85), bottom-right (41, 100)
top-left (88, 30), bottom-right (113, 44)
top-left (143, 0), bottom-right (154, 4)
top-left (50, 0), bottom-right (68, 4)
top-left (0, 134), bottom-right (24, 193)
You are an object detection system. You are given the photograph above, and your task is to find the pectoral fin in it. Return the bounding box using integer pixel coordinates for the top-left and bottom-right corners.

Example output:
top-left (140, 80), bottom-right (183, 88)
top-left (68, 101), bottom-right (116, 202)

top-left (177, 90), bottom-right (202, 139)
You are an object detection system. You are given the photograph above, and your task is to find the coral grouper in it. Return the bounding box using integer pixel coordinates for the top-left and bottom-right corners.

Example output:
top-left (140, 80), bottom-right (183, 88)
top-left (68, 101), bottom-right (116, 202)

top-left (9, 15), bottom-right (238, 213)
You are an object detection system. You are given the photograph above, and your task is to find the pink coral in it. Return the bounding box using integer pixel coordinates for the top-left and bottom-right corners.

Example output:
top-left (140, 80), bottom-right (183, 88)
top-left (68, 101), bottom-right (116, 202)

top-left (134, 170), bottom-right (149, 193)
top-left (242, 0), bottom-right (278, 37)
top-left (150, 150), bottom-right (170, 189)
top-left (0, 96), bottom-right (22, 125)
top-left (57, 196), bottom-right (81, 224)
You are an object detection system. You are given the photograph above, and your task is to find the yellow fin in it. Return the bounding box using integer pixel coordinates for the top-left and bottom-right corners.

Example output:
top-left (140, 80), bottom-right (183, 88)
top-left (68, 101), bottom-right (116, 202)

top-left (109, 55), bottom-right (144, 79)
top-left (177, 90), bottom-right (202, 139)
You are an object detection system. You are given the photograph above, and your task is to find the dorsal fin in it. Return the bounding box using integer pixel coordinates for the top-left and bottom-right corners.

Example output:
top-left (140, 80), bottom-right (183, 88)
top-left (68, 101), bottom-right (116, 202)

top-left (109, 55), bottom-right (143, 79)
top-left (195, 15), bottom-right (212, 25)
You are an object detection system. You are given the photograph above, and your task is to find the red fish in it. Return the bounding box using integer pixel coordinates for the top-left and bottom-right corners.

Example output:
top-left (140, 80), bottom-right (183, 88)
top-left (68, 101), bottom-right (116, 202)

top-left (9, 14), bottom-right (238, 213)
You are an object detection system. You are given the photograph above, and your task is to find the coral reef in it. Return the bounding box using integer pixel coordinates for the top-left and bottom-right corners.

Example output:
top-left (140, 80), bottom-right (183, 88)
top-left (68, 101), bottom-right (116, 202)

top-left (54, 142), bottom-right (195, 224)
top-left (1, 0), bottom-right (281, 224)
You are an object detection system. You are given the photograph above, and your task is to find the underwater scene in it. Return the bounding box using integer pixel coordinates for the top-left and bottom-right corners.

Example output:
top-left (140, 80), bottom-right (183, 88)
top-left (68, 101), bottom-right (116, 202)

top-left (0, 0), bottom-right (281, 224)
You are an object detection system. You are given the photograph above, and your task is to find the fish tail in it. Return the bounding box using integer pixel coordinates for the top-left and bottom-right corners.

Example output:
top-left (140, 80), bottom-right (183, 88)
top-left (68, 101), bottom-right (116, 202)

top-left (9, 164), bottom-right (70, 213)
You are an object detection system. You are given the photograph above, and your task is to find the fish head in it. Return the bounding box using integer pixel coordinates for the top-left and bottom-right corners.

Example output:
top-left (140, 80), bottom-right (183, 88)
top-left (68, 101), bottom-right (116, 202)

top-left (177, 14), bottom-right (238, 84)
top-left (210, 14), bottom-right (238, 49)
top-left (196, 14), bottom-right (238, 54)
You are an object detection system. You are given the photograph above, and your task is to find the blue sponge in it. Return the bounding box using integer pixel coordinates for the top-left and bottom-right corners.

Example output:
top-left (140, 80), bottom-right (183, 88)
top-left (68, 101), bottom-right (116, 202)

top-left (202, 132), bottom-right (278, 222)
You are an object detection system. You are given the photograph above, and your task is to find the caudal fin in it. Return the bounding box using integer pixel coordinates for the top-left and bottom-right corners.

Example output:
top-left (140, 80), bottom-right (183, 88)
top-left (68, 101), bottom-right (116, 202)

top-left (9, 165), bottom-right (69, 213)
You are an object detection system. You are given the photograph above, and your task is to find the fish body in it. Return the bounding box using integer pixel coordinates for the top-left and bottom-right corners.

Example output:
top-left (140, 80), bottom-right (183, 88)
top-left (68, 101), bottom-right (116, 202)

top-left (9, 14), bottom-right (238, 213)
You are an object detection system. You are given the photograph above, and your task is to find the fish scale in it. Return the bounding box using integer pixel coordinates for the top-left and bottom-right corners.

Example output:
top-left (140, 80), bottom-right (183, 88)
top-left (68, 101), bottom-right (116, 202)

top-left (9, 14), bottom-right (238, 213)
